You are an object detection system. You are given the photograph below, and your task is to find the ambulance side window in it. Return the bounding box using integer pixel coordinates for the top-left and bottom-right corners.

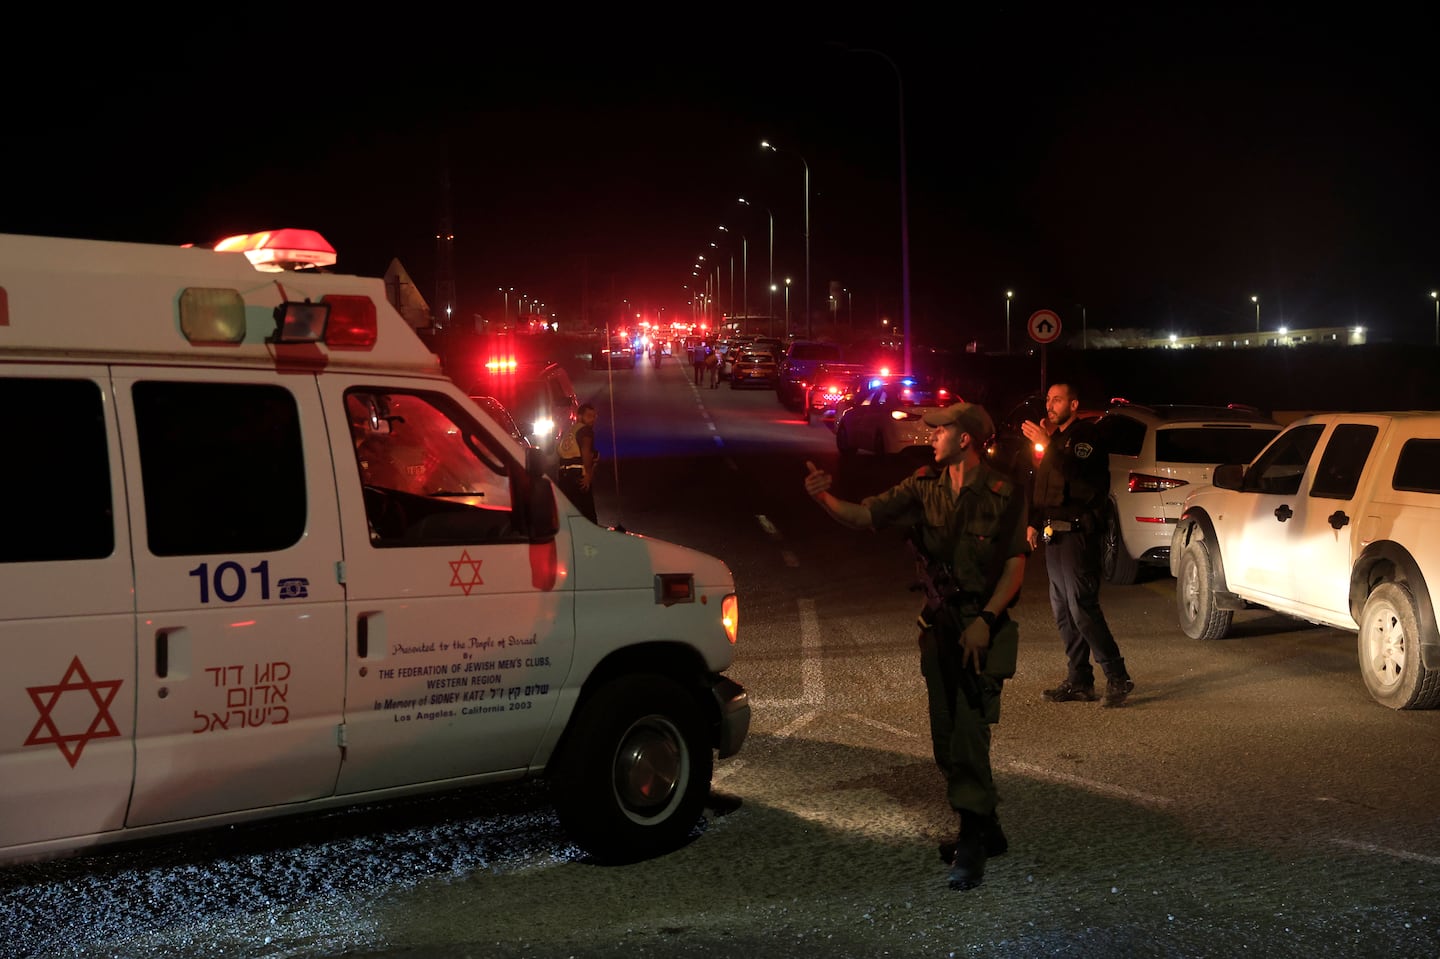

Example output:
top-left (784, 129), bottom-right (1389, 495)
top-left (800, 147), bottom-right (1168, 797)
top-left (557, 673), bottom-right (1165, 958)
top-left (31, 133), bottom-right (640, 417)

top-left (345, 388), bottom-right (519, 548)
top-left (132, 382), bottom-right (306, 556)
top-left (0, 377), bottom-right (114, 563)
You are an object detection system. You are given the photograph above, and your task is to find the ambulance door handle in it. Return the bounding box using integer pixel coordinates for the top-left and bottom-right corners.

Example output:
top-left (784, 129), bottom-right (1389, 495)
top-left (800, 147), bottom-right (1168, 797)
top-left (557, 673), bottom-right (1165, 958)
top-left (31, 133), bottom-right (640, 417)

top-left (357, 611), bottom-right (385, 659)
top-left (155, 626), bottom-right (186, 679)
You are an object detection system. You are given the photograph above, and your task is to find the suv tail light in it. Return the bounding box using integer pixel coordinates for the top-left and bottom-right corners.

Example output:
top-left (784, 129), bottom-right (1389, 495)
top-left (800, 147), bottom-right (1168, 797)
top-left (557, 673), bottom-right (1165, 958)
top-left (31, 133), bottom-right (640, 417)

top-left (1128, 472), bottom-right (1188, 493)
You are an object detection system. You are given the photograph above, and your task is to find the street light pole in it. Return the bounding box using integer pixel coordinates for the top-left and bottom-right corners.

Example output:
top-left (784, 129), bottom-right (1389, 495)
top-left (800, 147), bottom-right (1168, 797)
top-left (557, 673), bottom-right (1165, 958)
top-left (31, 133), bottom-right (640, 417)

top-left (1432, 291), bottom-right (1438, 347)
top-left (1005, 290), bottom-right (1013, 353)
top-left (739, 197), bottom-right (773, 332)
top-left (1252, 295), bottom-right (1260, 333)
top-left (761, 140), bottom-right (810, 339)
top-left (850, 47), bottom-right (912, 374)
top-left (784, 277), bottom-right (792, 332)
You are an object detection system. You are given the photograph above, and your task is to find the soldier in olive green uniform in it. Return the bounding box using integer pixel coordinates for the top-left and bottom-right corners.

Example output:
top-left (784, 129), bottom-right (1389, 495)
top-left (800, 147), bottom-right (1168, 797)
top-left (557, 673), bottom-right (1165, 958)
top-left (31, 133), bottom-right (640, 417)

top-left (804, 402), bottom-right (1028, 890)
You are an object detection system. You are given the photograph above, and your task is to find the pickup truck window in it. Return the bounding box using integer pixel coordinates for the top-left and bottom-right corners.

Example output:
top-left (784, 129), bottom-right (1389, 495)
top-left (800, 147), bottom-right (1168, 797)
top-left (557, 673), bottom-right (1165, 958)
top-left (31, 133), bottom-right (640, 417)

top-left (1241, 423), bottom-right (1324, 496)
top-left (1309, 423), bottom-right (1378, 499)
top-left (1393, 438), bottom-right (1440, 493)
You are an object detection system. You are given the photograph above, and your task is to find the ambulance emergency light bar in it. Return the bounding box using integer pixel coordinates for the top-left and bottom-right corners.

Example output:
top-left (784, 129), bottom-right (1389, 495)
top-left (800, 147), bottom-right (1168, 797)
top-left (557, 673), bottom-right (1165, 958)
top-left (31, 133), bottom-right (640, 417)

top-left (212, 229), bottom-right (337, 272)
top-left (177, 229), bottom-right (377, 347)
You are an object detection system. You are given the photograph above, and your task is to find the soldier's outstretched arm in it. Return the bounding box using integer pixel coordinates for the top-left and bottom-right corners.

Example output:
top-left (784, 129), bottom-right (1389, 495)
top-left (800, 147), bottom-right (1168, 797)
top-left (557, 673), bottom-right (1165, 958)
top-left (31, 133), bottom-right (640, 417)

top-left (804, 460), bottom-right (874, 530)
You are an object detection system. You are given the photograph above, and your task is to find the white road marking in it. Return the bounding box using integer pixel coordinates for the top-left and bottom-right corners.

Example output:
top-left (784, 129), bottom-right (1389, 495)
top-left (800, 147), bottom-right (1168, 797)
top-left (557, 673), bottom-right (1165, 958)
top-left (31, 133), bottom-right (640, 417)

top-left (844, 713), bottom-right (918, 737)
top-left (773, 710), bottom-right (820, 739)
top-left (749, 598), bottom-right (824, 710)
top-left (756, 515), bottom-right (780, 538)
top-left (1000, 760), bottom-right (1175, 807)
top-left (1330, 838), bottom-right (1440, 865)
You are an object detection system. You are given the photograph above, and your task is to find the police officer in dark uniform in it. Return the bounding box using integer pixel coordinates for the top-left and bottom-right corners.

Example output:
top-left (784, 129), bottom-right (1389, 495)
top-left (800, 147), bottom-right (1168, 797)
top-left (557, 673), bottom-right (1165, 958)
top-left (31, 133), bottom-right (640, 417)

top-left (1022, 382), bottom-right (1135, 707)
top-left (804, 402), bottom-right (1028, 891)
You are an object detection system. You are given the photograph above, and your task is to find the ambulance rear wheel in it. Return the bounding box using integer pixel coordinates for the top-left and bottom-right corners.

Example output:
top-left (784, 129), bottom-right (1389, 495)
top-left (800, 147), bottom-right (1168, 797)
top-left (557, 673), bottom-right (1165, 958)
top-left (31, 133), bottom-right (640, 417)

top-left (550, 674), bottom-right (712, 864)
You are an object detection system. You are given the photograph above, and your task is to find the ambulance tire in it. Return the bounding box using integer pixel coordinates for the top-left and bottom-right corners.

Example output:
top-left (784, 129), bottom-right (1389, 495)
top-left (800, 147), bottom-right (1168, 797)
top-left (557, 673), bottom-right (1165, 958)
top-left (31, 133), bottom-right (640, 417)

top-left (550, 673), bottom-right (712, 864)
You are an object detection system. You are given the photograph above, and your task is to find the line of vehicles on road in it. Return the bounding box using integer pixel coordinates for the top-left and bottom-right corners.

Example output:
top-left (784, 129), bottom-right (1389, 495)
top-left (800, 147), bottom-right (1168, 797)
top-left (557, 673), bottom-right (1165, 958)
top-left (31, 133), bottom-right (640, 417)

top-left (757, 337), bottom-right (1440, 712)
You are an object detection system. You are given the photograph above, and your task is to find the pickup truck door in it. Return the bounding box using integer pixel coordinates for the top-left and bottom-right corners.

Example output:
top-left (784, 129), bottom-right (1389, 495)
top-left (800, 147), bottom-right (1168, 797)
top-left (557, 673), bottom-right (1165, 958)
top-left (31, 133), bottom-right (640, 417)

top-left (1221, 422), bottom-right (1327, 603)
top-left (1288, 419), bottom-right (1383, 620)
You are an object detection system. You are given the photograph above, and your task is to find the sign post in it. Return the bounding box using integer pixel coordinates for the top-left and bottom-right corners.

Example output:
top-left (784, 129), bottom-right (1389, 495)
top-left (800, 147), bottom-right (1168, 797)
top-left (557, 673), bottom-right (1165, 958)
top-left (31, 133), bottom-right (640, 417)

top-left (1028, 310), bottom-right (1062, 393)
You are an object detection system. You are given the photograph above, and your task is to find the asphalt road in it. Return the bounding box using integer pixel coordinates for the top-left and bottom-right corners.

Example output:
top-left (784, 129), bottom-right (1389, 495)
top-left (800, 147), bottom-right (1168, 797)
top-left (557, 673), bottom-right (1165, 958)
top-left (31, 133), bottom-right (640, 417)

top-left (4, 355), bottom-right (1439, 959)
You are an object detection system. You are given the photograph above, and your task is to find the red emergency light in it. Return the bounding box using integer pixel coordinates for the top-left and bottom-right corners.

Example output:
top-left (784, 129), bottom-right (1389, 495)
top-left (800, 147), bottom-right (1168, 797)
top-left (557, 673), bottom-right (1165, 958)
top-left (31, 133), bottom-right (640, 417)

top-left (214, 229), bottom-right (337, 272)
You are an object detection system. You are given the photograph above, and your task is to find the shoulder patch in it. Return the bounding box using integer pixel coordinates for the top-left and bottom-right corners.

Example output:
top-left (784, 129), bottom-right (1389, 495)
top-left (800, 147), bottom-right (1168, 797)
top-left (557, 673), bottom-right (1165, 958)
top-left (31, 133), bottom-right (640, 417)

top-left (913, 464), bottom-right (938, 479)
top-left (1074, 442), bottom-right (1095, 459)
top-left (989, 477), bottom-right (1013, 496)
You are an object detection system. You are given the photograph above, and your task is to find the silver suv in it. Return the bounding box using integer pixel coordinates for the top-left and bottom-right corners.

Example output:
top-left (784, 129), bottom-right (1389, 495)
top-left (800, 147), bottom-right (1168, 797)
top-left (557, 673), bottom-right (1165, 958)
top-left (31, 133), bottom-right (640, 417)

top-left (1093, 402), bottom-right (1281, 584)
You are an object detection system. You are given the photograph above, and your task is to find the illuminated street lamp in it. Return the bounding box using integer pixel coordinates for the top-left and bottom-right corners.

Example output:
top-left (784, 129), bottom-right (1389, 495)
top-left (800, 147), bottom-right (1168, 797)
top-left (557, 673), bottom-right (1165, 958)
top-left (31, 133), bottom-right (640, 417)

top-left (770, 283), bottom-right (778, 337)
top-left (1252, 295), bottom-right (1260, 332)
top-left (784, 277), bottom-right (792, 332)
top-left (1432, 291), bottom-right (1438, 346)
top-left (738, 197), bottom-right (773, 329)
top-left (761, 139), bottom-right (810, 338)
top-left (1005, 290), bottom-right (1013, 353)
top-left (498, 287), bottom-right (512, 319)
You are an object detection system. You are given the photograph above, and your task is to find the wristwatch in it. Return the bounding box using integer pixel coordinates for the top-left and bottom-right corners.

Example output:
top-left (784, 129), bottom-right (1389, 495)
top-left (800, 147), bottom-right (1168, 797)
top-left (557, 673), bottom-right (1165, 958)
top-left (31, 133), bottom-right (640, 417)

top-left (977, 610), bottom-right (997, 634)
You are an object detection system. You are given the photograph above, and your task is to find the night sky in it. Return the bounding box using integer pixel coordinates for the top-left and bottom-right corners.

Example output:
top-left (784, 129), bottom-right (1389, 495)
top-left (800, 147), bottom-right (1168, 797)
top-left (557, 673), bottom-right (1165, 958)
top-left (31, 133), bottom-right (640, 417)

top-left (5, 9), bottom-right (1438, 348)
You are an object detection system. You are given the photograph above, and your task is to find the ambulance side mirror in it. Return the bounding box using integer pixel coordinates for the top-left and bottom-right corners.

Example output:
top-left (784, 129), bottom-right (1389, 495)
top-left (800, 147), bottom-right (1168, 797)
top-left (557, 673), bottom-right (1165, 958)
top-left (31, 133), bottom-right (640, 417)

top-left (522, 447), bottom-right (560, 543)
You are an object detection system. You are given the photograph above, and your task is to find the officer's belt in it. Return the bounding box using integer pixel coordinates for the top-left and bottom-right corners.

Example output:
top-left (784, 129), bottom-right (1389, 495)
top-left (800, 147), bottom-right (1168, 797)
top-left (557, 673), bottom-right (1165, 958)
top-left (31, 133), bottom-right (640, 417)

top-left (1047, 519), bottom-right (1074, 532)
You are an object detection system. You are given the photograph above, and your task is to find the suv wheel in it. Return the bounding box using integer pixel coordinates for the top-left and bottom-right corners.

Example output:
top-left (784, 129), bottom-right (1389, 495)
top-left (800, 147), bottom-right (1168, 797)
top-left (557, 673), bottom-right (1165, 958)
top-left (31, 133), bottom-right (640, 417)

top-left (1101, 501), bottom-right (1141, 585)
top-left (1176, 535), bottom-right (1232, 640)
top-left (1357, 582), bottom-right (1440, 709)
top-left (549, 673), bottom-right (712, 863)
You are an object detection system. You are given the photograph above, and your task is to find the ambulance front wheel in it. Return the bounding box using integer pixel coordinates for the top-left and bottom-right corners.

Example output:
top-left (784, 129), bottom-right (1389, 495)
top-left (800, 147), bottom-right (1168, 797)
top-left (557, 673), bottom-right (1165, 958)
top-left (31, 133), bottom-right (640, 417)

top-left (550, 673), bottom-right (712, 864)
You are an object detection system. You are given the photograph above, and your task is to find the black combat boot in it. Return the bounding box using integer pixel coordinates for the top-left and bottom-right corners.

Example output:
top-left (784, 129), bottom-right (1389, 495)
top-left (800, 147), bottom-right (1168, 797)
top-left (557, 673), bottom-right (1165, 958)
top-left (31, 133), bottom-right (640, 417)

top-left (946, 811), bottom-right (990, 890)
top-left (940, 811), bottom-right (1007, 863)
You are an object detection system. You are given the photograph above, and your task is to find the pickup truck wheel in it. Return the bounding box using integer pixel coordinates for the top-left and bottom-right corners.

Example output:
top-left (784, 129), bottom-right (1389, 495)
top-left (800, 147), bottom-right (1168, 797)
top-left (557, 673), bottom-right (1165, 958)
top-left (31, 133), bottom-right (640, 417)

top-left (1176, 537), bottom-right (1232, 640)
top-left (1101, 502), bottom-right (1141, 585)
top-left (550, 674), bottom-right (712, 864)
top-left (1357, 582), bottom-right (1440, 709)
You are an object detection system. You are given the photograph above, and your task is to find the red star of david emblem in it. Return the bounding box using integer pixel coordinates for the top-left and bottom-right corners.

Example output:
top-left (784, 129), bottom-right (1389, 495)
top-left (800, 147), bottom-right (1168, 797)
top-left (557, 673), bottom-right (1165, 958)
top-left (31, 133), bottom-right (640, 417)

top-left (448, 549), bottom-right (485, 595)
top-left (24, 656), bottom-right (124, 768)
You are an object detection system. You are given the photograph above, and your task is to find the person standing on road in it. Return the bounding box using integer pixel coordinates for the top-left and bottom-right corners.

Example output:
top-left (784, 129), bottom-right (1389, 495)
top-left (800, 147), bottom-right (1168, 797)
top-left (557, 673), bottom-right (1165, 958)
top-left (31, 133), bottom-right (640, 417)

top-left (556, 403), bottom-right (599, 524)
top-left (804, 403), bottom-right (1028, 891)
top-left (691, 341), bottom-right (708, 385)
top-left (1021, 382), bottom-right (1134, 707)
top-left (705, 344), bottom-right (721, 388)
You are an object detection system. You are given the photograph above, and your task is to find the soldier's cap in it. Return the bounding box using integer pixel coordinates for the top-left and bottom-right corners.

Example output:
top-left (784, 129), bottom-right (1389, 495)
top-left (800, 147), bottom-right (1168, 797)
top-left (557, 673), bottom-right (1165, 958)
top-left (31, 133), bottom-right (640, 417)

top-left (922, 401), bottom-right (995, 442)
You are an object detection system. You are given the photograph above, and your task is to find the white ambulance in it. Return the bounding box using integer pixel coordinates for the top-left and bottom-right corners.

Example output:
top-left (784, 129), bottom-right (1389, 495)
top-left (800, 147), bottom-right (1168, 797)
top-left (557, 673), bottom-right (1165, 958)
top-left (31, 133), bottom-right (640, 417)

top-left (0, 229), bottom-right (748, 866)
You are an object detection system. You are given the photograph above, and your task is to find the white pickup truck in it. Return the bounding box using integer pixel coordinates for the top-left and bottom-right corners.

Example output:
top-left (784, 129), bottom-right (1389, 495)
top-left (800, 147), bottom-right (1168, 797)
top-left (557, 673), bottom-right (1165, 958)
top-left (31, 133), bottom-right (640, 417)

top-left (1171, 411), bottom-right (1440, 709)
